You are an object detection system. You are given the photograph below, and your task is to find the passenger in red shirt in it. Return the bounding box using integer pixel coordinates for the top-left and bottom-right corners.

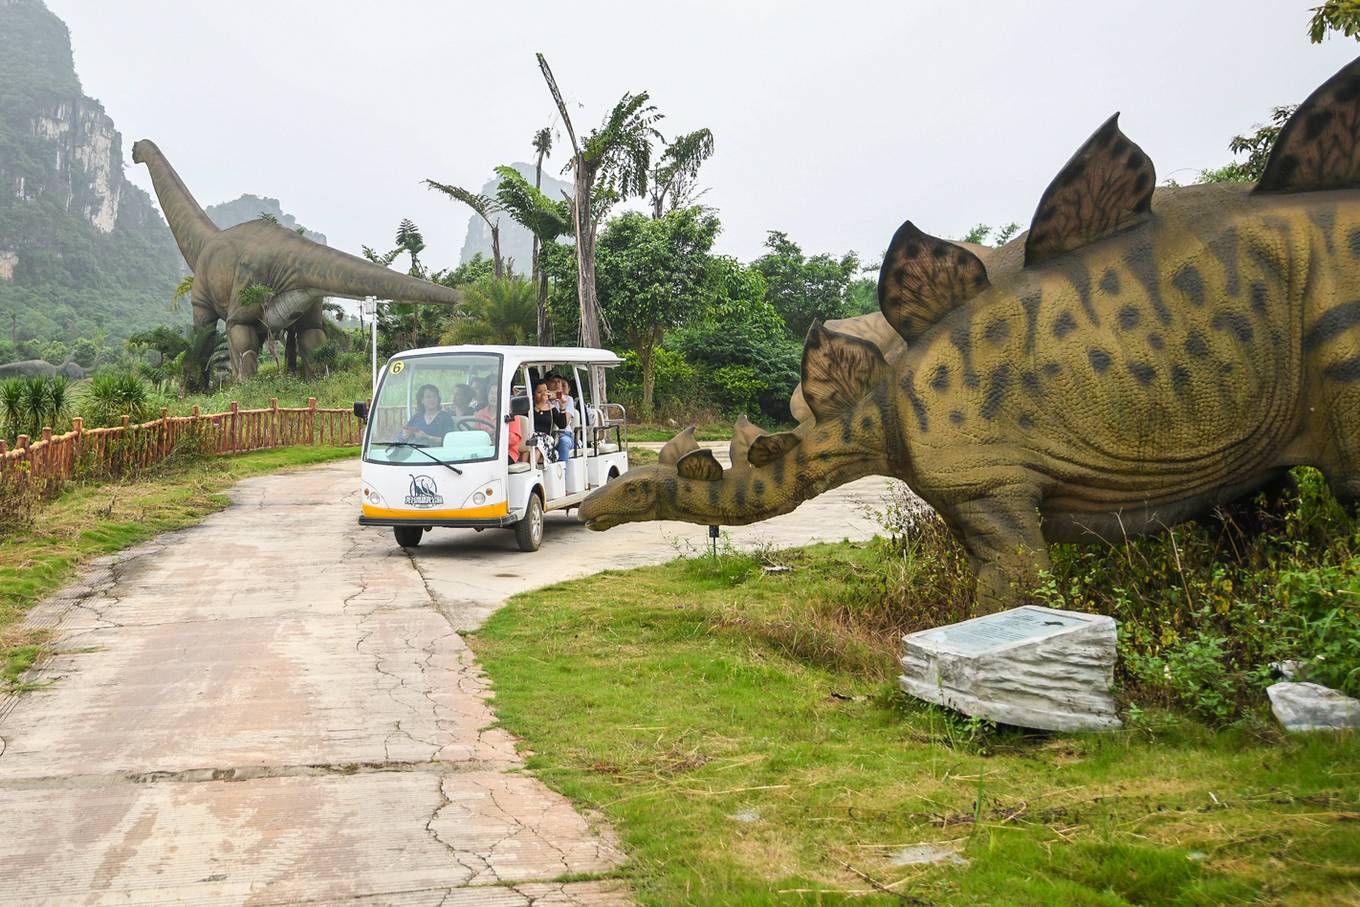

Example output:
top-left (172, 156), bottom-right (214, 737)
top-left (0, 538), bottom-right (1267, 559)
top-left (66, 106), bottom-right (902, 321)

top-left (474, 382), bottom-right (522, 462)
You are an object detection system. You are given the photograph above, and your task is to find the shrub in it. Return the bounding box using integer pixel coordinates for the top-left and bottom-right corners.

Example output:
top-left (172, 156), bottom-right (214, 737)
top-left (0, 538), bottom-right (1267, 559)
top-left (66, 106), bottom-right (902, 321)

top-left (83, 372), bottom-right (151, 427)
top-left (853, 471), bottom-right (1359, 724)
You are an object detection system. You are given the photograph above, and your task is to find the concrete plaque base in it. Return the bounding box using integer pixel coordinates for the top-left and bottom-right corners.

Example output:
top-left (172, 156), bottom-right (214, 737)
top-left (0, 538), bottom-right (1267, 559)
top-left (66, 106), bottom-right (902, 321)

top-left (899, 606), bottom-right (1122, 732)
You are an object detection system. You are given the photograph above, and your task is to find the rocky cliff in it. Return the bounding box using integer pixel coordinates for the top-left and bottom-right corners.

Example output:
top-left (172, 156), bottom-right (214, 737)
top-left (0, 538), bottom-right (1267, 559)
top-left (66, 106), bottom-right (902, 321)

top-left (204, 194), bottom-right (327, 245)
top-left (459, 162), bottom-right (573, 274)
top-left (0, 0), bottom-right (183, 345)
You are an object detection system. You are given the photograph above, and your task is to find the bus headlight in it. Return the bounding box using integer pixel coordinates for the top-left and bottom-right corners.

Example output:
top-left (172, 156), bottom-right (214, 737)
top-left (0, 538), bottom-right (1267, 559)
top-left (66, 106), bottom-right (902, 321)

top-left (364, 486), bottom-right (385, 506)
top-left (473, 492), bottom-right (486, 505)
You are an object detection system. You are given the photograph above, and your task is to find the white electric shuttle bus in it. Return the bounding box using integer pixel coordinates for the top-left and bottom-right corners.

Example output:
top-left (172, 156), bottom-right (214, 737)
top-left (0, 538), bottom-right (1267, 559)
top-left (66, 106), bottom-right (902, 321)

top-left (353, 345), bottom-right (628, 551)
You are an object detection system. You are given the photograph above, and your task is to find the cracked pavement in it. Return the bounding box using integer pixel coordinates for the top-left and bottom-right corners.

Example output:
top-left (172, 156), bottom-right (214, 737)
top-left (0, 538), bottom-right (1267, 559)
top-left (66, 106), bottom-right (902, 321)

top-left (0, 457), bottom-right (895, 904)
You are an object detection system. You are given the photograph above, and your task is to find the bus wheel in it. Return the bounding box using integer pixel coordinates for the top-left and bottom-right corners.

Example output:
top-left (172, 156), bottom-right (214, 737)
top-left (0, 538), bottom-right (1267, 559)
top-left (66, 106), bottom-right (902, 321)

top-left (515, 494), bottom-right (544, 552)
top-left (394, 525), bottom-right (423, 548)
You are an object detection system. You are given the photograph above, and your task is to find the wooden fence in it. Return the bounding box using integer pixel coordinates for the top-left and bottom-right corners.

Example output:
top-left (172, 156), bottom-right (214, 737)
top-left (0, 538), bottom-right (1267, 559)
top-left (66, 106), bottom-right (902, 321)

top-left (0, 397), bottom-right (363, 491)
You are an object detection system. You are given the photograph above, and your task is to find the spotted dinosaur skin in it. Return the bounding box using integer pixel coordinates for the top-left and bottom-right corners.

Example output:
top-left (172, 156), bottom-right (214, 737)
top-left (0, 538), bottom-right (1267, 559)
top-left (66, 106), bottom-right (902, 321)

top-left (132, 140), bottom-right (462, 377)
top-left (580, 57), bottom-right (1360, 612)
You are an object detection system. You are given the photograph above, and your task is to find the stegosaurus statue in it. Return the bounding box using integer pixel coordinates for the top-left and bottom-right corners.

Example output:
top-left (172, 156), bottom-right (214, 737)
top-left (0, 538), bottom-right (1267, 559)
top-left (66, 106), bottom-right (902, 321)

top-left (580, 56), bottom-right (1360, 612)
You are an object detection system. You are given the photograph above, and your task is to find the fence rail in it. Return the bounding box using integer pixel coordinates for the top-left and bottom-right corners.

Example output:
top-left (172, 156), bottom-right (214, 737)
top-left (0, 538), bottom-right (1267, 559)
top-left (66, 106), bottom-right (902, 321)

top-left (0, 397), bottom-right (363, 492)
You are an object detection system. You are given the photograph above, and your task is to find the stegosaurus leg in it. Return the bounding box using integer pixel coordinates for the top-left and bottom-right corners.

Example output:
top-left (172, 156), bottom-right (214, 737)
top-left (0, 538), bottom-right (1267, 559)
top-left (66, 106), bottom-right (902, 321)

top-left (941, 485), bottom-right (1050, 614)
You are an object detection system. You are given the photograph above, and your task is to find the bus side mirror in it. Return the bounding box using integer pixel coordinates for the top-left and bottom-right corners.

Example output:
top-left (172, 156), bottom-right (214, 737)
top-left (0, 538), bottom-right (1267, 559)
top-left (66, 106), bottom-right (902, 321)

top-left (352, 401), bottom-right (369, 423)
top-left (509, 395), bottom-right (530, 417)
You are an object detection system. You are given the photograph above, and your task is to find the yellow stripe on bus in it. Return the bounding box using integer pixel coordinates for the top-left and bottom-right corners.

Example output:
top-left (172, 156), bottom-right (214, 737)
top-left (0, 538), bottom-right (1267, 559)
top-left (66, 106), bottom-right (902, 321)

top-left (362, 501), bottom-right (510, 520)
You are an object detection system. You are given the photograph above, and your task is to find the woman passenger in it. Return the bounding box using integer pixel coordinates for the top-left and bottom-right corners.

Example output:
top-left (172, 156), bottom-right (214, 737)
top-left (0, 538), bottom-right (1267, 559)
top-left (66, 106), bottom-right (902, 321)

top-left (532, 378), bottom-right (573, 462)
top-left (401, 384), bottom-right (454, 445)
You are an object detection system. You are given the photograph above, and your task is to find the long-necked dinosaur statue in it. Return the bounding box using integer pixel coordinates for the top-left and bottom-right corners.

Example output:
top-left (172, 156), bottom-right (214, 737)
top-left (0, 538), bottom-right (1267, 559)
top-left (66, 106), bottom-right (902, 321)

top-left (580, 56), bottom-right (1360, 613)
top-left (132, 140), bottom-right (462, 377)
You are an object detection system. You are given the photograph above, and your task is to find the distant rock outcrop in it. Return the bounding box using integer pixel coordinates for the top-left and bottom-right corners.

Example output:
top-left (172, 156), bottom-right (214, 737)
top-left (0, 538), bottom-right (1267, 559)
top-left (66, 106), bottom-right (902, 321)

top-left (0, 0), bottom-right (183, 344)
top-left (458, 162), bottom-right (573, 274)
top-left (204, 194), bottom-right (327, 245)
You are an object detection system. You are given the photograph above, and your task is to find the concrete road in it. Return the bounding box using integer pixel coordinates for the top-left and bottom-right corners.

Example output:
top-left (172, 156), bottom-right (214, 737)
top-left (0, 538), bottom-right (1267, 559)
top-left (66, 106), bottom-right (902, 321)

top-left (0, 454), bottom-right (897, 905)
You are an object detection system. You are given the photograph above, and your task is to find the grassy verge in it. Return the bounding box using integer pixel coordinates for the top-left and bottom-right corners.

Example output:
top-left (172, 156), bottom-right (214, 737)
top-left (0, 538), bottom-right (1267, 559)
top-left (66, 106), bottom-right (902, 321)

top-left (630, 422), bottom-right (760, 443)
top-left (1, 445), bottom-right (357, 687)
top-left (471, 543), bottom-right (1360, 906)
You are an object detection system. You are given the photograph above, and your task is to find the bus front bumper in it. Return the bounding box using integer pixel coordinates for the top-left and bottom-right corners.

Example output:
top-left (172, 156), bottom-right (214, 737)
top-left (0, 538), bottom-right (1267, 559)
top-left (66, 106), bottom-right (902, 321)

top-left (359, 514), bottom-right (519, 529)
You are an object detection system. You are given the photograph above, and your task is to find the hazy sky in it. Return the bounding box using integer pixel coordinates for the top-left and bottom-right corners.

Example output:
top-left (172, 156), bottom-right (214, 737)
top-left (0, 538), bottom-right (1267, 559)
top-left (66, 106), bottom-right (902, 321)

top-left (47, 1), bottom-right (1359, 272)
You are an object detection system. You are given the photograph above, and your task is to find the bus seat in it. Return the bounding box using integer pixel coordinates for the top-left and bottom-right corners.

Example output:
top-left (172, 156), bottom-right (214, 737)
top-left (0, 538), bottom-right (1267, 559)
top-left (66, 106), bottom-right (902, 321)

top-left (597, 441), bottom-right (620, 454)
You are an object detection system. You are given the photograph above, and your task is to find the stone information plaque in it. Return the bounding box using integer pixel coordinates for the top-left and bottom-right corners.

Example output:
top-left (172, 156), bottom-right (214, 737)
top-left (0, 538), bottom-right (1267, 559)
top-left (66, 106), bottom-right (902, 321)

top-left (899, 606), bottom-right (1121, 732)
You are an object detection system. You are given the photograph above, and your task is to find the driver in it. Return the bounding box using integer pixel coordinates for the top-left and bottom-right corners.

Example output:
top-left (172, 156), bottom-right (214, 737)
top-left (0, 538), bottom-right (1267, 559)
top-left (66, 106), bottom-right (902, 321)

top-left (473, 381), bottom-right (522, 462)
top-left (400, 384), bottom-right (454, 445)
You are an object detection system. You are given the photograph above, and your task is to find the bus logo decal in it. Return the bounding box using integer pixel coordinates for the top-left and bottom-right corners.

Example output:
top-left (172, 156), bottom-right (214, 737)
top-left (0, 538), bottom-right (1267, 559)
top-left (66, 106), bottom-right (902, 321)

top-left (405, 474), bottom-right (444, 507)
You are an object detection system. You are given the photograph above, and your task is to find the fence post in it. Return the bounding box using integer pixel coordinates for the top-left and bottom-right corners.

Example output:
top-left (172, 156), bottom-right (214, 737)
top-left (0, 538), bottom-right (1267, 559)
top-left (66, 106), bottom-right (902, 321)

top-left (270, 397), bottom-right (279, 448)
top-left (71, 416), bottom-right (83, 480)
top-left (230, 402), bottom-right (239, 453)
top-left (308, 397), bottom-right (317, 445)
top-left (160, 407), bottom-right (170, 460)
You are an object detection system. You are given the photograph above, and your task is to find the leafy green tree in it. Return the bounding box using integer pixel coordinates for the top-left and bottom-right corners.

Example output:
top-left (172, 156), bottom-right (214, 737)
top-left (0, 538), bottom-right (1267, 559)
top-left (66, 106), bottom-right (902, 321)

top-left (752, 231), bottom-right (859, 340)
top-left (126, 325), bottom-right (189, 365)
top-left (675, 256), bottom-right (801, 420)
top-left (649, 128), bottom-right (715, 218)
top-left (845, 276), bottom-right (878, 316)
top-left (433, 254), bottom-right (497, 288)
top-left (363, 221), bottom-right (449, 357)
top-left (1309, 0), bottom-right (1360, 42)
top-left (439, 276), bottom-right (537, 346)
top-left (170, 274), bottom-right (194, 313)
top-left (593, 208), bottom-right (720, 415)
top-left (1199, 106), bottom-right (1296, 184)
top-left (69, 337), bottom-right (101, 368)
top-left (423, 181), bottom-right (506, 278)
top-left (41, 339), bottom-right (68, 365)
top-left (494, 165), bottom-right (572, 344)
top-left (959, 223), bottom-right (1022, 247)
top-left (537, 54), bottom-right (663, 378)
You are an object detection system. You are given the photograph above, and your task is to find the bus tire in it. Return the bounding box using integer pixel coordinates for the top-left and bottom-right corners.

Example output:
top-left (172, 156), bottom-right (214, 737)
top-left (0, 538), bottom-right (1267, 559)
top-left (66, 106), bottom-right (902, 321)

top-left (515, 493), bottom-right (544, 552)
top-left (394, 525), bottom-right (423, 548)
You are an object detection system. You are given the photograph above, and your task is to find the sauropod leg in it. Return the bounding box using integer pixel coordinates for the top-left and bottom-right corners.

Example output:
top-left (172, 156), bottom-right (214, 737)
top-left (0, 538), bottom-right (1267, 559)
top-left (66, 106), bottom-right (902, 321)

top-left (227, 323), bottom-right (261, 379)
top-left (944, 486), bottom-right (1050, 615)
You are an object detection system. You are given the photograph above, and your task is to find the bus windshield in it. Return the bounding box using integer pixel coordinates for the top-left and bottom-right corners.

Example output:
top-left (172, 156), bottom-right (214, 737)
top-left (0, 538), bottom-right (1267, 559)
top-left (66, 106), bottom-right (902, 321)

top-left (364, 352), bottom-right (503, 465)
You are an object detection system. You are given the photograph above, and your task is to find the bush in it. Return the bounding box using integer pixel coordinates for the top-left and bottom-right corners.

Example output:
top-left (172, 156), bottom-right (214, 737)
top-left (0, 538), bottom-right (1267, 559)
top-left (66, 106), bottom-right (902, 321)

top-left (854, 471), bottom-right (1360, 724)
top-left (610, 348), bottom-right (703, 420)
top-left (83, 372), bottom-right (151, 427)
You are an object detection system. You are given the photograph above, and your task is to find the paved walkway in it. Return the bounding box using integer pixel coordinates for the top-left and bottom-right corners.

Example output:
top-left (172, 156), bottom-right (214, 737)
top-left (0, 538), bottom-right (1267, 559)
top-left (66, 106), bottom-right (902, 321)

top-left (0, 455), bottom-right (897, 905)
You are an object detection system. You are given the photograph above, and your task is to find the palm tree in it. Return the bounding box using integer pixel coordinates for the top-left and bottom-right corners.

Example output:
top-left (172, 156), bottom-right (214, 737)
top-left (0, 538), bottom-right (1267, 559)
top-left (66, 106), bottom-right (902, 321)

top-left (536, 54), bottom-right (663, 392)
top-left (393, 219), bottom-right (427, 278)
top-left (169, 274), bottom-right (194, 313)
top-left (439, 276), bottom-right (536, 346)
top-left (494, 166), bottom-right (571, 345)
top-left (649, 128), bottom-right (715, 218)
top-left (423, 181), bottom-right (505, 278)
top-left (0, 378), bottom-right (24, 441)
top-left (530, 126), bottom-right (554, 340)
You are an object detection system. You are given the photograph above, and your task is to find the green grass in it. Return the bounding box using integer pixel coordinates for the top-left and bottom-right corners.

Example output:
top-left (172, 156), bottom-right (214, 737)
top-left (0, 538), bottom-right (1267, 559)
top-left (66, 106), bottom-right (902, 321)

top-left (629, 422), bottom-right (753, 443)
top-left (159, 365), bottom-right (372, 416)
top-left (0, 444), bottom-right (357, 688)
top-left (471, 543), bottom-right (1360, 906)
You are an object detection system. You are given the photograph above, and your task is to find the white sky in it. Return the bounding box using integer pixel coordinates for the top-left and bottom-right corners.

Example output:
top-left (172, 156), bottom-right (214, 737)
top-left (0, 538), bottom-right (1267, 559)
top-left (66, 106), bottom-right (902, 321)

top-left (47, 0), bottom-right (1360, 271)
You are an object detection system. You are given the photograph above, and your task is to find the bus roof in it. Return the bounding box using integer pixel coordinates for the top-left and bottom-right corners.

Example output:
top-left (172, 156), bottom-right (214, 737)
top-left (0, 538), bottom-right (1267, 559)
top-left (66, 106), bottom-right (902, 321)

top-left (388, 345), bottom-right (623, 370)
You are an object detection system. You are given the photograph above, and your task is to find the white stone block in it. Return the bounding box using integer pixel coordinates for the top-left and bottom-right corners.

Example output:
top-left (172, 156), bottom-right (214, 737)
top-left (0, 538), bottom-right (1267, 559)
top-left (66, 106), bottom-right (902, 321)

top-left (1267, 682), bottom-right (1360, 732)
top-left (899, 605), bottom-right (1122, 732)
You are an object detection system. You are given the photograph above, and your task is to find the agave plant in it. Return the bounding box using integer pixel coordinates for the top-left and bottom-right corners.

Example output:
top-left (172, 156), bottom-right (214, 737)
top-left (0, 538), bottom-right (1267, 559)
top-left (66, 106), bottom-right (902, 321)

top-left (85, 372), bottom-right (150, 427)
top-left (44, 376), bottom-right (69, 432)
top-left (20, 377), bottom-right (47, 437)
top-left (0, 379), bottom-right (23, 441)
top-left (116, 373), bottom-right (150, 423)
